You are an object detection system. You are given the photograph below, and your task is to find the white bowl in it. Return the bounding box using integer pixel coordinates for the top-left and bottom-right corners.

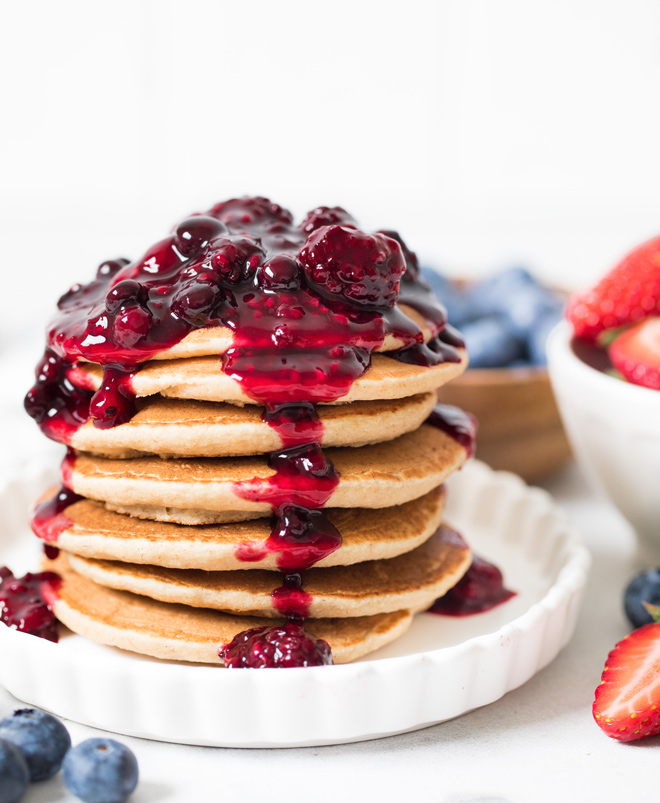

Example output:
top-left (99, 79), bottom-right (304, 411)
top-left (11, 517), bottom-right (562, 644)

top-left (548, 321), bottom-right (660, 550)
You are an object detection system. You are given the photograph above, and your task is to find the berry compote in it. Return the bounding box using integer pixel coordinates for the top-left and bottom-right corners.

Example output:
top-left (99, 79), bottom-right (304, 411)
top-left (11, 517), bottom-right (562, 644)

top-left (429, 555), bottom-right (515, 616)
top-left (219, 622), bottom-right (332, 669)
top-left (24, 197), bottom-right (461, 666)
top-left (0, 567), bottom-right (61, 642)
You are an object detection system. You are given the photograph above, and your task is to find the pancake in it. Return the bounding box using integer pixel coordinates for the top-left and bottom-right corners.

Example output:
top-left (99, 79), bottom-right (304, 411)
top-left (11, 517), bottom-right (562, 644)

top-left (68, 393), bottom-right (437, 458)
top-left (68, 303), bottom-right (435, 364)
top-left (35, 486), bottom-right (446, 570)
top-left (64, 524), bottom-right (471, 619)
top-left (46, 554), bottom-right (413, 664)
top-left (70, 351), bottom-right (468, 406)
top-left (105, 503), bottom-right (261, 525)
top-left (67, 424), bottom-right (467, 515)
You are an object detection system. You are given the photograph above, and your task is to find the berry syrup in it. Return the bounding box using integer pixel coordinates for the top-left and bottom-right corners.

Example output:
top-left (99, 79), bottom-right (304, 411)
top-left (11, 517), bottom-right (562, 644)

top-left (426, 404), bottom-right (478, 459)
top-left (219, 621), bottom-right (332, 668)
top-left (429, 555), bottom-right (515, 616)
top-left (0, 567), bottom-right (61, 642)
top-left (30, 486), bottom-right (82, 544)
top-left (24, 197), bottom-right (456, 667)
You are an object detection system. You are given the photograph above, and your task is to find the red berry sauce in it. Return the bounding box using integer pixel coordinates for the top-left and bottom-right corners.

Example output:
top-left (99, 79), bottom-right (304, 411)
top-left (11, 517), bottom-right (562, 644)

top-left (30, 485), bottom-right (81, 544)
top-left (0, 567), bottom-right (61, 642)
top-left (24, 197), bottom-right (459, 667)
top-left (219, 621), bottom-right (332, 669)
top-left (426, 404), bottom-right (478, 459)
top-left (270, 572), bottom-right (313, 618)
top-left (429, 555), bottom-right (515, 616)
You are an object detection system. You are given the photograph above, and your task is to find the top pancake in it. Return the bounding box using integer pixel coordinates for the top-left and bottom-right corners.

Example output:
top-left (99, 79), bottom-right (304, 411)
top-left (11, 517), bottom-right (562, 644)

top-left (76, 303), bottom-right (435, 363)
top-left (70, 351), bottom-right (467, 406)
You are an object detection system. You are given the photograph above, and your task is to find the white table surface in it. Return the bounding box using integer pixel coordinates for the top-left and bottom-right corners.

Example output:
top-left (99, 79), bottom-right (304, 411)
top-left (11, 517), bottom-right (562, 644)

top-left (0, 337), bottom-right (656, 803)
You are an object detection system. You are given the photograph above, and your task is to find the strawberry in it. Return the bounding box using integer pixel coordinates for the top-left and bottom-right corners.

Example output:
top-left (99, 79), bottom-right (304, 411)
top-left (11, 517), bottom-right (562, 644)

top-left (567, 235), bottom-right (660, 342)
top-left (608, 317), bottom-right (660, 390)
top-left (593, 606), bottom-right (660, 741)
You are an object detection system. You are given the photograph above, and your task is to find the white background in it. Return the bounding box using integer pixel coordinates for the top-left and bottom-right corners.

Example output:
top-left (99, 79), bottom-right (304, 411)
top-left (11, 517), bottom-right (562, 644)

top-left (3, 0), bottom-right (660, 338)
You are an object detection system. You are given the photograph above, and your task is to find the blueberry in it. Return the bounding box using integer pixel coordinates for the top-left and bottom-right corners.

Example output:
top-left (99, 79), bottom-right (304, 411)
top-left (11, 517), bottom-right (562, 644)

top-left (96, 258), bottom-right (130, 280)
top-left (466, 268), bottom-right (563, 340)
top-left (420, 269), bottom-right (471, 326)
top-left (63, 738), bottom-right (139, 803)
top-left (463, 266), bottom-right (535, 318)
top-left (0, 708), bottom-right (71, 781)
top-left (527, 310), bottom-right (561, 365)
top-left (624, 568), bottom-right (660, 628)
top-left (257, 255), bottom-right (301, 292)
top-left (503, 284), bottom-right (563, 340)
top-left (0, 739), bottom-right (29, 803)
top-left (172, 278), bottom-right (225, 325)
top-left (461, 317), bottom-right (524, 368)
top-left (105, 280), bottom-right (147, 315)
top-left (174, 215), bottom-right (227, 258)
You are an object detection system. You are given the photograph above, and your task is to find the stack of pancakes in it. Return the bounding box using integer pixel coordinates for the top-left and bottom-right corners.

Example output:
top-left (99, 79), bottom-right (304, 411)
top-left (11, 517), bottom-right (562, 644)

top-left (36, 309), bottom-right (475, 664)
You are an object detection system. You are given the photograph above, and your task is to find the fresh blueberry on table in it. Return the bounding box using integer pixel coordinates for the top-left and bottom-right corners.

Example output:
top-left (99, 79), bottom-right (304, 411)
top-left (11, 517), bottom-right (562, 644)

top-left (63, 738), bottom-right (139, 803)
top-left (624, 568), bottom-right (660, 628)
top-left (460, 317), bottom-right (524, 368)
top-left (0, 708), bottom-right (71, 781)
top-left (0, 739), bottom-right (29, 803)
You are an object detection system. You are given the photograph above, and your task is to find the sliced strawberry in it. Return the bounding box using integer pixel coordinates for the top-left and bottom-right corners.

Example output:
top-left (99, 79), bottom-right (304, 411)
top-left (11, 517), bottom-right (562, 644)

top-left (567, 236), bottom-right (660, 342)
top-left (608, 317), bottom-right (660, 390)
top-left (593, 622), bottom-right (660, 741)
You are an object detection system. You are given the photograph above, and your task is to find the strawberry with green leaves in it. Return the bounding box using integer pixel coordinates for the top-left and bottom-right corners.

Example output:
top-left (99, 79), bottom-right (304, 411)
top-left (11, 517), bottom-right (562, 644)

top-left (593, 603), bottom-right (660, 741)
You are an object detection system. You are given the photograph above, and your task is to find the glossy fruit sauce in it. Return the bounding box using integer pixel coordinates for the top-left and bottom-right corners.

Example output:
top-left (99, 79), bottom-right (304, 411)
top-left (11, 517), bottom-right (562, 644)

top-left (24, 197), bottom-right (472, 661)
top-left (0, 567), bottom-right (61, 642)
top-left (429, 554), bottom-right (515, 616)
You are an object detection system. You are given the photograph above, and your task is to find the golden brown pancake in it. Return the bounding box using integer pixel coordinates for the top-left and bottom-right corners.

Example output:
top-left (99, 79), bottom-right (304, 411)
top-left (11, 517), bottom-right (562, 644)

top-left (37, 486), bottom-right (446, 570)
top-left (68, 393), bottom-right (437, 458)
top-left (104, 503), bottom-right (261, 525)
top-left (67, 424), bottom-right (466, 515)
top-left (71, 351), bottom-right (468, 406)
top-left (65, 524), bottom-right (471, 618)
top-left (47, 554), bottom-right (413, 664)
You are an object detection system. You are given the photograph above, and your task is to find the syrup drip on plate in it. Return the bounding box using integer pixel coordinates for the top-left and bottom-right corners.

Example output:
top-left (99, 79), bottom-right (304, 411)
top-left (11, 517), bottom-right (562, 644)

top-left (23, 198), bottom-right (458, 667)
top-left (429, 555), bottom-right (515, 616)
top-left (0, 567), bottom-right (61, 642)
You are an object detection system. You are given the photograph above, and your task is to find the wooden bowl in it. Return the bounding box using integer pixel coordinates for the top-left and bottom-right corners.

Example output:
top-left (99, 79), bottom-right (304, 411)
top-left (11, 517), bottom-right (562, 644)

top-left (437, 364), bottom-right (572, 484)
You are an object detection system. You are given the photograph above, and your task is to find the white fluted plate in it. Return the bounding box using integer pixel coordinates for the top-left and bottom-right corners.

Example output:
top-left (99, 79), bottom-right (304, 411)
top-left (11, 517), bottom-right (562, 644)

top-left (0, 458), bottom-right (589, 747)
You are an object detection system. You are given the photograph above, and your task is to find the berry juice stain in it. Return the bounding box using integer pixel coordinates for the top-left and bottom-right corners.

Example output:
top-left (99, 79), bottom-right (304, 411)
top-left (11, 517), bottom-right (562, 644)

top-left (24, 197), bottom-right (455, 667)
top-left (0, 567), bottom-right (61, 642)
